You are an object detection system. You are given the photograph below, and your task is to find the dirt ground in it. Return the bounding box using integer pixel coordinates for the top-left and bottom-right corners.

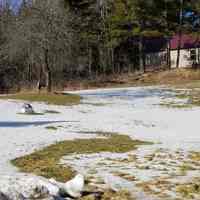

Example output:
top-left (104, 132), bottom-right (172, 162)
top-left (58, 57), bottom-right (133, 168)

top-left (63, 68), bottom-right (200, 91)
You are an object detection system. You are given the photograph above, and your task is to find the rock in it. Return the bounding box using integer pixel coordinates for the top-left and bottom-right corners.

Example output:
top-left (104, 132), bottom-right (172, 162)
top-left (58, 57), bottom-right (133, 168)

top-left (20, 103), bottom-right (34, 114)
top-left (0, 174), bottom-right (85, 199)
top-left (0, 192), bottom-right (12, 200)
top-left (0, 174), bottom-right (60, 200)
top-left (62, 174), bottom-right (84, 198)
top-left (50, 174), bottom-right (85, 198)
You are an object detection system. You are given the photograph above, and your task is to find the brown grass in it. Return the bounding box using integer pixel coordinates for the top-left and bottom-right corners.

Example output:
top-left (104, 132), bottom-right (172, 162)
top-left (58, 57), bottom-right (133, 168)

top-left (11, 134), bottom-right (151, 182)
top-left (82, 190), bottom-right (135, 200)
top-left (63, 69), bottom-right (200, 91)
top-left (134, 68), bottom-right (200, 86)
top-left (0, 92), bottom-right (81, 105)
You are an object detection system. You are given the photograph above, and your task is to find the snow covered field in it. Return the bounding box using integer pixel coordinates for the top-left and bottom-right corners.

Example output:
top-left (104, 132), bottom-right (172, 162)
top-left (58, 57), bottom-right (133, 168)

top-left (0, 86), bottom-right (200, 199)
top-left (68, 86), bottom-right (200, 149)
top-left (0, 86), bottom-right (199, 171)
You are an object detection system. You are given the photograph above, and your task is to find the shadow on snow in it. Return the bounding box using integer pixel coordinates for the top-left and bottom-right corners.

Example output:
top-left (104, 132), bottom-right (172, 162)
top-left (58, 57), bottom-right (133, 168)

top-left (0, 121), bottom-right (76, 128)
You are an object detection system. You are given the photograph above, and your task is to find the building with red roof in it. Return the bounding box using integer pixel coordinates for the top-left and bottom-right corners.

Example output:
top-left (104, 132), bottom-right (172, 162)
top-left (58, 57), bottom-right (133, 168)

top-left (170, 34), bottom-right (200, 50)
top-left (170, 34), bottom-right (200, 68)
top-left (145, 34), bottom-right (200, 69)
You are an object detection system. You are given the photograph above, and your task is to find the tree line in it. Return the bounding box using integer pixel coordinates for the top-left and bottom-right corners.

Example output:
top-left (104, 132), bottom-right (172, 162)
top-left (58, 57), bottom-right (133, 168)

top-left (0, 0), bottom-right (200, 92)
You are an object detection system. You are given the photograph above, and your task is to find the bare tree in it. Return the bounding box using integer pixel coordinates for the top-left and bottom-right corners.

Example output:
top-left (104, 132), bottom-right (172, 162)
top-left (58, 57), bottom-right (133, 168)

top-left (4, 0), bottom-right (74, 92)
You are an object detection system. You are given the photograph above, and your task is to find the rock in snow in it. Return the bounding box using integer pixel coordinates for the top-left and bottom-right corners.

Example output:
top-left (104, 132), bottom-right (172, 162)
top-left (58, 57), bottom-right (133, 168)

top-left (0, 192), bottom-right (12, 200)
top-left (0, 174), bottom-right (84, 200)
top-left (20, 103), bottom-right (34, 114)
top-left (64, 174), bottom-right (84, 198)
top-left (50, 174), bottom-right (84, 198)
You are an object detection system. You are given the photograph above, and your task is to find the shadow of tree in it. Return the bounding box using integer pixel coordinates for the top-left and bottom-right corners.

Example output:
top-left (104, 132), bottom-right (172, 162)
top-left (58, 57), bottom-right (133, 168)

top-left (0, 121), bottom-right (78, 128)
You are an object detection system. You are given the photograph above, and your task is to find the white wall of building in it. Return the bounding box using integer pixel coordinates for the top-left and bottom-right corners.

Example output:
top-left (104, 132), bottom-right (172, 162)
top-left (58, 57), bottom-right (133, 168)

top-left (170, 48), bottom-right (200, 68)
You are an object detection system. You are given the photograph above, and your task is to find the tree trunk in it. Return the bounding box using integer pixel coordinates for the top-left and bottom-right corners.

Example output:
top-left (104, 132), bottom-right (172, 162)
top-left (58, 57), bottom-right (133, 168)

top-left (167, 39), bottom-right (171, 69)
top-left (44, 49), bottom-right (52, 93)
top-left (88, 47), bottom-right (92, 77)
top-left (111, 48), bottom-right (114, 74)
top-left (142, 52), bottom-right (146, 73)
top-left (37, 65), bottom-right (43, 93)
top-left (28, 63), bottom-right (32, 88)
top-left (117, 62), bottom-right (120, 74)
top-left (176, 31), bottom-right (182, 68)
top-left (176, 0), bottom-right (183, 69)
top-left (139, 36), bottom-right (146, 73)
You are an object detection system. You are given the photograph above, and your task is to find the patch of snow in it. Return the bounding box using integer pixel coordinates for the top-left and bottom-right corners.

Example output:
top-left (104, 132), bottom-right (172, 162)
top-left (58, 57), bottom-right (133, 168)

top-left (0, 86), bottom-right (200, 199)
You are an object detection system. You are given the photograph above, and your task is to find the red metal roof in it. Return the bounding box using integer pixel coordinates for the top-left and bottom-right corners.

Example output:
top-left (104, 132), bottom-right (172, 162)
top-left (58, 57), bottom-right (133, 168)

top-left (170, 34), bottom-right (200, 50)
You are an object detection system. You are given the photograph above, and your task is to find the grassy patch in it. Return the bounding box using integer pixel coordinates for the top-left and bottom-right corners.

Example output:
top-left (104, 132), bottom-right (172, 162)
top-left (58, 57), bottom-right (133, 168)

top-left (112, 171), bottom-right (137, 182)
top-left (0, 93), bottom-right (81, 105)
top-left (176, 182), bottom-right (200, 199)
top-left (171, 81), bottom-right (200, 107)
top-left (82, 189), bottom-right (134, 200)
top-left (136, 179), bottom-right (173, 198)
top-left (175, 92), bottom-right (200, 107)
top-left (17, 112), bottom-right (45, 115)
top-left (190, 152), bottom-right (200, 161)
top-left (64, 69), bottom-right (200, 89)
top-left (137, 69), bottom-right (200, 86)
top-left (159, 102), bottom-right (192, 109)
top-left (179, 164), bottom-right (196, 175)
top-left (173, 80), bottom-right (200, 89)
top-left (11, 134), bottom-right (151, 182)
top-left (45, 126), bottom-right (58, 131)
top-left (159, 89), bottom-right (200, 108)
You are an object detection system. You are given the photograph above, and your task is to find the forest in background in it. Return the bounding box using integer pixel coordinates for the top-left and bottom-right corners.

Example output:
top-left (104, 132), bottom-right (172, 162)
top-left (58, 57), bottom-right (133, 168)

top-left (0, 0), bottom-right (200, 92)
